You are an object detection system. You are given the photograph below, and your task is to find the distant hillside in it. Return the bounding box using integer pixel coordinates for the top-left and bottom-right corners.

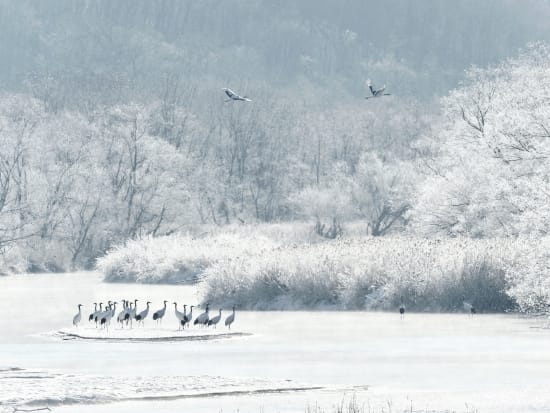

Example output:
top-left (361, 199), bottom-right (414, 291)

top-left (1, 0), bottom-right (549, 104)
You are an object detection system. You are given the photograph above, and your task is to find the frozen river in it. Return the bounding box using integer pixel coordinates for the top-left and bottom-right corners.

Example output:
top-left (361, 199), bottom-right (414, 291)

top-left (1, 272), bottom-right (550, 413)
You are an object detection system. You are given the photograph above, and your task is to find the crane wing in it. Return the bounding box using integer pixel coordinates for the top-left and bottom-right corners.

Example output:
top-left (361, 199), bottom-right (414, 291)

top-left (224, 88), bottom-right (236, 99)
top-left (366, 79), bottom-right (376, 96)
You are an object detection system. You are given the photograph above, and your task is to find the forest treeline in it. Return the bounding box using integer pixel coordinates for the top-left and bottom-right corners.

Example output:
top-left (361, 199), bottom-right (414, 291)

top-left (2, 43), bottom-right (550, 273)
top-left (1, 2), bottom-right (550, 273)
top-left (0, 84), bottom-right (426, 270)
top-left (1, 1), bottom-right (550, 101)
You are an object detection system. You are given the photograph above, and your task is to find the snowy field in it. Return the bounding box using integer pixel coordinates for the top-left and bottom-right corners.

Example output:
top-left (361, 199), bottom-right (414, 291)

top-left (1, 272), bottom-right (550, 413)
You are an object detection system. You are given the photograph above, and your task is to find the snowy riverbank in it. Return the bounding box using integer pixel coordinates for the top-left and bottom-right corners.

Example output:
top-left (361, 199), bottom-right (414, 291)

top-left (3, 273), bottom-right (550, 413)
top-left (0, 367), bottom-right (319, 409)
top-left (97, 230), bottom-right (550, 313)
top-left (52, 327), bottom-right (250, 342)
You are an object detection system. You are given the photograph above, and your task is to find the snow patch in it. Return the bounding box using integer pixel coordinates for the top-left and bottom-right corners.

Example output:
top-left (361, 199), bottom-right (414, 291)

top-left (50, 327), bottom-right (251, 342)
top-left (0, 368), bottom-right (321, 408)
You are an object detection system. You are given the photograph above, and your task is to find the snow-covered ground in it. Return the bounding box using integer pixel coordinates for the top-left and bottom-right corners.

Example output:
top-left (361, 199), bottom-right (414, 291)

top-left (1, 272), bottom-right (550, 413)
top-left (0, 367), bottom-right (319, 407)
top-left (53, 327), bottom-right (249, 342)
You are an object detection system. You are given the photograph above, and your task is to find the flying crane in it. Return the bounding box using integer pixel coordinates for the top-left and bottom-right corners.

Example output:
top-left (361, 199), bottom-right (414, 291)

top-left (365, 79), bottom-right (391, 99)
top-left (223, 88), bottom-right (252, 102)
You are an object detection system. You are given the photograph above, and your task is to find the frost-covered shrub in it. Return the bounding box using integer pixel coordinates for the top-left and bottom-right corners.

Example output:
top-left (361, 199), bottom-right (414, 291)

top-left (506, 238), bottom-right (550, 314)
top-left (0, 245), bottom-right (28, 276)
top-left (97, 223), bottom-right (344, 284)
top-left (97, 231), bottom-right (281, 284)
top-left (202, 236), bottom-right (525, 312)
top-left (98, 225), bottom-right (549, 314)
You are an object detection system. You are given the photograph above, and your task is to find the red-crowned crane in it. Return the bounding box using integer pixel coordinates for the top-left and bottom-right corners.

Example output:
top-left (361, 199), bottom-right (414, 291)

top-left (88, 303), bottom-right (97, 322)
top-left (152, 300), bottom-right (168, 324)
top-left (223, 88), bottom-right (252, 102)
top-left (117, 300), bottom-right (128, 327)
top-left (125, 299), bottom-right (138, 327)
top-left (100, 302), bottom-right (117, 330)
top-left (182, 305), bottom-right (194, 329)
top-left (93, 302), bottom-right (104, 327)
top-left (174, 302), bottom-right (185, 322)
top-left (135, 301), bottom-right (151, 326)
top-left (365, 79), bottom-right (391, 99)
top-left (73, 304), bottom-right (83, 327)
top-left (194, 303), bottom-right (210, 326)
top-left (208, 309), bottom-right (222, 328)
top-left (225, 305), bottom-right (236, 329)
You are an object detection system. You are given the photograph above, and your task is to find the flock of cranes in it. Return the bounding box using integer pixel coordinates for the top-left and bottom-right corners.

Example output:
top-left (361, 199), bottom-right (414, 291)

top-left (72, 296), bottom-right (477, 330)
top-left (70, 80), bottom-right (391, 331)
top-left (397, 296), bottom-right (477, 319)
top-left (72, 301), bottom-right (236, 331)
top-left (223, 79), bottom-right (390, 104)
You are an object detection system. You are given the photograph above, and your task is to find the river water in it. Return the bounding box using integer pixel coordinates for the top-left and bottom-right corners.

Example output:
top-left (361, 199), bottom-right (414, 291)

top-left (1, 272), bottom-right (549, 412)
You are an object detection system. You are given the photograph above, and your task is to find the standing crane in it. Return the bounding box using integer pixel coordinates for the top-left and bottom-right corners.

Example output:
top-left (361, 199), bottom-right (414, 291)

top-left (88, 303), bottom-right (97, 322)
top-left (100, 302), bottom-right (116, 330)
top-left (208, 309), bottom-right (222, 328)
top-left (135, 301), bottom-right (151, 326)
top-left (222, 88), bottom-right (252, 102)
top-left (73, 304), bottom-right (82, 327)
top-left (182, 305), bottom-right (194, 329)
top-left (152, 300), bottom-right (168, 324)
top-left (117, 300), bottom-right (128, 327)
top-left (365, 79), bottom-right (391, 99)
top-left (93, 303), bottom-right (104, 326)
top-left (225, 305), bottom-right (236, 329)
top-left (173, 302), bottom-right (185, 321)
top-left (194, 303), bottom-right (210, 326)
top-left (126, 299), bottom-right (138, 327)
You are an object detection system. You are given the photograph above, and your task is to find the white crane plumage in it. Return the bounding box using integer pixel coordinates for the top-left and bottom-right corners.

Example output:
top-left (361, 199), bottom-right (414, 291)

top-left (152, 300), bottom-right (168, 324)
top-left (194, 303), bottom-right (210, 326)
top-left (72, 304), bottom-right (82, 327)
top-left (208, 309), bottom-right (222, 328)
top-left (181, 305), bottom-right (193, 329)
top-left (109, 301), bottom-right (117, 318)
top-left (173, 302), bottom-right (185, 321)
top-left (178, 304), bottom-right (188, 330)
top-left (117, 300), bottom-right (128, 326)
top-left (223, 88), bottom-right (252, 102)
top-left (365, 79), bottom-right (391, 99)
top-left (135, 301), bottom-right (151, 325)
top-left (93, 302), bottom-right (104, 326)
top-left (225, 305), bottom-right (236, 329)
top-left (126, 299), bottom-right (138, 327)
top-left (100, 302), bottom-right (116, 330)
top-left (88, 303), bottom-right (97, 322)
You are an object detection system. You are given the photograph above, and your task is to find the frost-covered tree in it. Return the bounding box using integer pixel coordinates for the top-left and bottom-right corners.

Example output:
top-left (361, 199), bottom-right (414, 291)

top-left (351, 154), bottom-right (415, 236)
top-left (0, 95), bottom-right (44, 248)
top-left (415, 43), bottom-right (550, 237)
top-left (98, 103), bottom-right (190, 240)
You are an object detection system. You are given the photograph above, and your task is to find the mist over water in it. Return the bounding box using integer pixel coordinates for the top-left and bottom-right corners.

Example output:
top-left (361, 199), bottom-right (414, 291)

top-left (2, 273), bottom-right (550, 412)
